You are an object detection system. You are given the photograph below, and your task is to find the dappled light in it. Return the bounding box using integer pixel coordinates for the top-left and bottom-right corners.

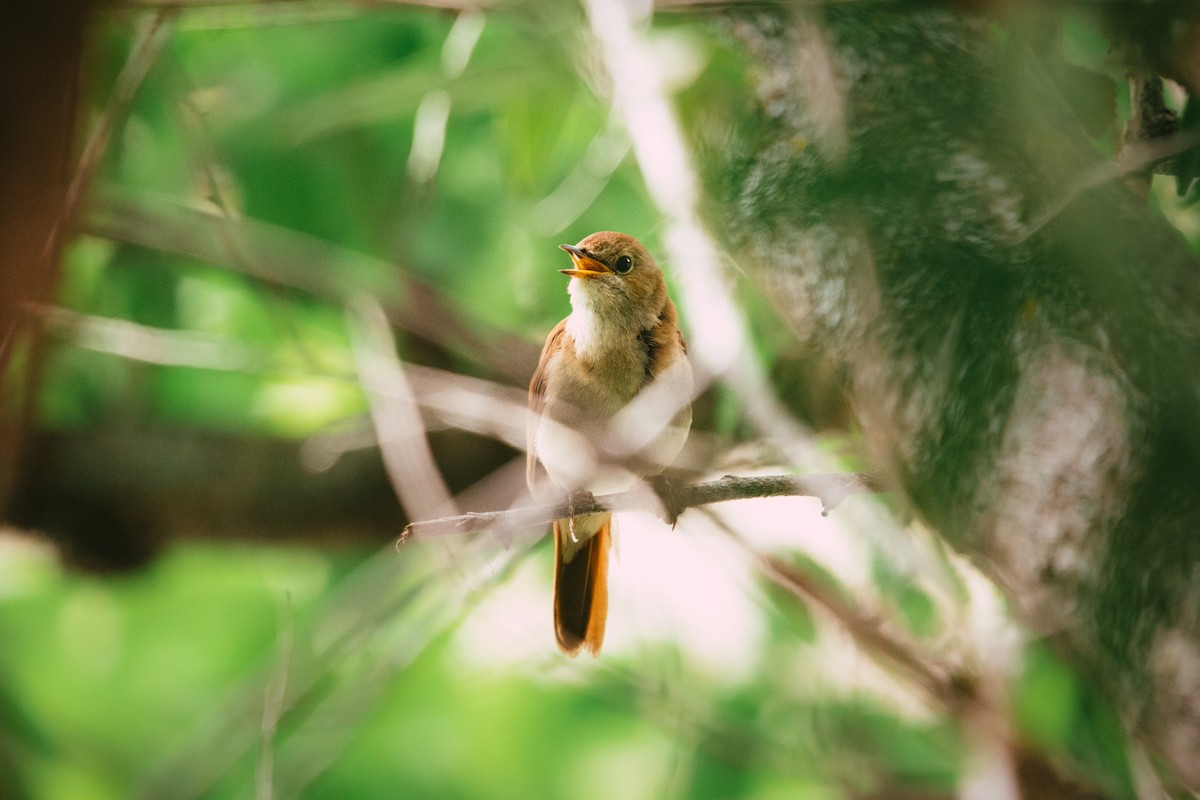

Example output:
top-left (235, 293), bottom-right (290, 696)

top-left (2, 1), bottom-right (1200, 798)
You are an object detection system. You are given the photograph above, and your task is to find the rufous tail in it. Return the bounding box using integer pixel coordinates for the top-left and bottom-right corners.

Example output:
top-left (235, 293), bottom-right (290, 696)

top-left (552, 514), bottom-right (610, 656)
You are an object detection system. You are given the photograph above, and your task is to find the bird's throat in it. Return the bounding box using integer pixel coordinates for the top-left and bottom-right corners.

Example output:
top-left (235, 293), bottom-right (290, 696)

top-left (566, 279), bottom-right (657, 363)
top-left (565, 283), bottom-right (616, 361)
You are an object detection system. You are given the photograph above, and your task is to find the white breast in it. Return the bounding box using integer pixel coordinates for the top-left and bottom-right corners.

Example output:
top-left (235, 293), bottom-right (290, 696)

top-left (535, 336), bottom-right (693, 495)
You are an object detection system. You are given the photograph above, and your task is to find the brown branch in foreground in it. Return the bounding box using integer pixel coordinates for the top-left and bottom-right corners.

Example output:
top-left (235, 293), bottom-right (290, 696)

top-left (730, 521), bottom-right (972, 710)
top-left (399, 472), bottom-right (880, 543)
top-left (708, 513), bottom-right (1115, 800)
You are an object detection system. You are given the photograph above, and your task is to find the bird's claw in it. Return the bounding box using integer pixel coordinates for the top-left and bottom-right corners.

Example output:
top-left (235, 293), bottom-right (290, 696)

top-left (565, 489), bottom-right (597, 542)
top-left (650, 475), bottom-right (684, 528)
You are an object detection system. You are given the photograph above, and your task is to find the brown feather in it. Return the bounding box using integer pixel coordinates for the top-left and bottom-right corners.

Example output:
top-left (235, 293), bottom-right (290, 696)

top-left (527, 319), bottom-right (567, 492)
top-left (553, 515), bottom-right (610, 656)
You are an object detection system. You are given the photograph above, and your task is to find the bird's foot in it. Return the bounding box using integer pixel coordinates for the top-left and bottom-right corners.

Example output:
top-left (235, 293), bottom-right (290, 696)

top-left (650, 475), bottom-right (684, 528)
top-left (564, 489), bottom-right (597, 543)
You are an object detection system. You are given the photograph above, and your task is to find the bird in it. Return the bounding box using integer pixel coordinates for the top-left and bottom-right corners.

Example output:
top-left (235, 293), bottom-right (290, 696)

top-left (527, 231), bottom-right (694, 656)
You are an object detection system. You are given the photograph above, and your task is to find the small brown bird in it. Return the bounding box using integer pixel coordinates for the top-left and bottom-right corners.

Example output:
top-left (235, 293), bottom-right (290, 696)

top-left (527, 231), bottom-right (693, 656)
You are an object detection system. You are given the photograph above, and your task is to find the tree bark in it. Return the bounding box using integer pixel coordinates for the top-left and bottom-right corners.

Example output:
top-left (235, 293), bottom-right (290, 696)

top-left (0, 0), bottom-right (95, 517)
top-left (8, 426), bottom-right (515, 570)
top-left (719, 6), bottom-right (1200, 788)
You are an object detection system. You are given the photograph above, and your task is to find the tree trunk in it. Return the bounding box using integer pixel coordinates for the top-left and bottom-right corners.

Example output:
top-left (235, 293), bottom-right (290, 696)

top-left (720, 6), bottom-right (1200, 788)
top-left (0, 0), bottom-right (95, 513)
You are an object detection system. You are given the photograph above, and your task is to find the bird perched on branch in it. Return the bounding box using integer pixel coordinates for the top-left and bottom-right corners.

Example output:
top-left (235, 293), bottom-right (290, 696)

top-left (527, 231), bottom-right (693, 656)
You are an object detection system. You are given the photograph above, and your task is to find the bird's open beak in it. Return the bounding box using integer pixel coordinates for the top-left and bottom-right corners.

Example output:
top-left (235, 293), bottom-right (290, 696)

top-left (559, 244), bottom-right (610, 279)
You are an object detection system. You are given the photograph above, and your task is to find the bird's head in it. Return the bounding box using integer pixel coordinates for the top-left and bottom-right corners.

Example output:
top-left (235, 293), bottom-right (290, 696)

top-left (559, 231), bottom-right (666, 326)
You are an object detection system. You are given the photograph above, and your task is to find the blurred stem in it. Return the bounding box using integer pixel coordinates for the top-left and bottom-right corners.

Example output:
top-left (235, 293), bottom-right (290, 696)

top-left (348, 295), bottom-right (458, 522)
top-left (84, 191), bottom-right (541, 383)
top-left (710, 514), bottom-right (1119, 800)
top-left (171, 64), bottom-right (343, 379)
top-left (1021, 126), bottom-right (1200, 242)
top-left (63, 10), bottom-right (174, 237)
top-left (257, 595), bottom-right (293, 800)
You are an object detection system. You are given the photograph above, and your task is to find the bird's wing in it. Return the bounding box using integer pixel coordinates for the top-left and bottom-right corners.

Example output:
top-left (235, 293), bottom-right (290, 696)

top-left (527, 319), bottom-right (567, 491)
top-left (639, 298), bottom-right (687, 379)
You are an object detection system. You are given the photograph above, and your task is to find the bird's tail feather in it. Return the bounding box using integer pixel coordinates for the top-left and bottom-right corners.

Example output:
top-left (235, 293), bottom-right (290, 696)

top-left (553, 514), bottom-right (610, 656)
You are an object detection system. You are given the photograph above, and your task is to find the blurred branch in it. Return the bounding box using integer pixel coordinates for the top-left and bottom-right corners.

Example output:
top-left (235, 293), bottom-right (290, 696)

top-left (84, 191), bottom-right (540, 382)
top-left (719, 501), bottom-right (977, 712)
top-left (580, 0), bottom-right (741, 381)
top-left (38, 301), bottom-right (739, 478)
top-left (59, 11), bottom-right (173, 245)
top-left (578, 0), bottom-right (841, 482)
top-left (400, 471), bottom-right (879, 541)
top-left (531, 118), bottom-right (630, 236)
top-left (1021, 127), bottom-right (1200, 243)
top-left (715, 512), bottom-right (1116, 800)
top-left (135, 527), bottom-right (539, 799)
top-left (348, 295), bottom-right (458, 521)
top-left (256, 596), bottom-right (292, 800)
top-left (36, 304), bottom-right (260, 370)
top-left (733, 521), bottom-right (972, 709)
top-left (36, 303), bottom-right (532, 453)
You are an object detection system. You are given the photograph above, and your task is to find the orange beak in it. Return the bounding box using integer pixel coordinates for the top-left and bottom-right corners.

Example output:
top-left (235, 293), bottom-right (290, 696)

top-left (559, 244), bottom-right (610, 279)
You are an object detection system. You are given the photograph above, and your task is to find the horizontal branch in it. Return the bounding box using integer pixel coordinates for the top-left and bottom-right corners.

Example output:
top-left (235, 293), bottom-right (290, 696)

top-left (399, 472), bottom-right (880, 542)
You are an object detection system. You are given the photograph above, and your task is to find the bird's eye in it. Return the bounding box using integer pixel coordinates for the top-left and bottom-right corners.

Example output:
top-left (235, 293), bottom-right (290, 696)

top-left (614, 255), bottom-right (633, 274)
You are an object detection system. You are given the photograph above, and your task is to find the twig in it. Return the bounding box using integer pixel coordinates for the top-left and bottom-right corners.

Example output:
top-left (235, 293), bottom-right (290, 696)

top-left (84, 190), bottom-right (539, 383)
top-left (711, 514), bottom-right (1112, 799)
top-left (256, 594), bottom-right (293, 800)
top-left (58, 11), bottom-right (174, 244)
top-left (348, 295), bottom-right (458, 522)
top-left (1018, 127), bottom-right (1200, 244)
top-left (755, 542), bottom-right (968, 708)
top-left (400, 472), bottom-right (879, 542)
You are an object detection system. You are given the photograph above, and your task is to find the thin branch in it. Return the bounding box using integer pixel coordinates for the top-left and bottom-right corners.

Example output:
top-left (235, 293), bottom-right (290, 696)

top-left (56, 11), bottom-right (174, 249)
top-left (85, 191), bottom-right (539, 383)
top-left (68, 12), bottom-right (173, 200)
top-left (348, 295), bottom-right (458, 522)
top-left (710, 515), bottom-right (1115, 800)
top-left (399, 471), bottom-right (879, 542)
top-left (1018, 127), bottom-right (1200, 244)
top-left (256, 594), bottom-right (293, 800)
top-left (752, 535), bottom-right (970, 709)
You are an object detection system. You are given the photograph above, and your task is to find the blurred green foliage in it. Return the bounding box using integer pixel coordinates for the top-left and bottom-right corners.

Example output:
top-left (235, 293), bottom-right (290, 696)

top-left (3, 2), bottom-right (1185, 799)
